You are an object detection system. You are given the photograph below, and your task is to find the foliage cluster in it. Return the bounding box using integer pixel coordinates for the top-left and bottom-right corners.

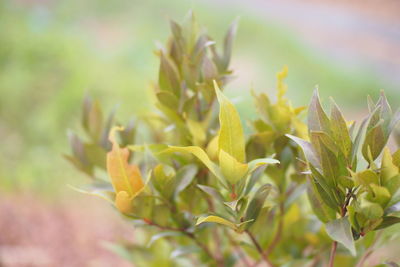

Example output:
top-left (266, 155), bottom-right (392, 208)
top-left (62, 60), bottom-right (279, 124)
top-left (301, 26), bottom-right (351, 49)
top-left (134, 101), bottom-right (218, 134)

top-left (67, 14), bottom-right (400, 267)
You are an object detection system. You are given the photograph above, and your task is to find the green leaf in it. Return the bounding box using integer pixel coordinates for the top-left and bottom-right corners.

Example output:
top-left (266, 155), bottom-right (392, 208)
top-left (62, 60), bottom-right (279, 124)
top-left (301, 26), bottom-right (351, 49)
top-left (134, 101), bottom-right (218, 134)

top-left (215, 81), bottom-right (246, 163)
top-left (148, 231), bottom-right (185, 247)
top-left (309, 165), bottom-right (339, 209)
top-left (174, 164), bottom-right (198, 196)
top-left (221, 19), bottom-right (238, 70)
top-left (362, 120), bottom-right (386, 162)
top-left (156, 91), bottom-right (179, 110)
top-left (311, 132), bottom-right (340, 187)
top-left (68, 182), bottom-right (115, 204)
top-left (308, 89), bottom-right (331, 134)
top-left (307, 181), bottom-right (336, 223)
top-left (368, 184), bottom-right (391, 208)
top-left (326, 216), bottom-right (356, 256)
top-left (286, 134), bottom-right (320, 168)
top-left (170, 246), bottom-right (200, 259)
top-left (330, 99), bottom-right (352, 157)
top-left (374, 216), bottom-right (400, 230)
top-left (360, 200), bottom-right (384, 219)
top-left (197, 184), bottom-right (225, 202)
top-left (350, 117), bottom-right (368, 164)
top-left (196, 215), bottom-right (238, 230)
top-left (152, 164), bottom-right (176, 200)
top-left (355, 170), bottom-right (379, 187)
top-left (159, 53), bottom-right (181, 96)
top-left (244, 184), bottom-right (272, 226)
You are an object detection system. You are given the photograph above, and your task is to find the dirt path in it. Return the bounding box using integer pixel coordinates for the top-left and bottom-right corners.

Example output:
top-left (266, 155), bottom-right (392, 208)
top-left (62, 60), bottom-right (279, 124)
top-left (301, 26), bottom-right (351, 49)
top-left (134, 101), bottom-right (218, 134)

top-left (0, 193), bottom-right (133, 267)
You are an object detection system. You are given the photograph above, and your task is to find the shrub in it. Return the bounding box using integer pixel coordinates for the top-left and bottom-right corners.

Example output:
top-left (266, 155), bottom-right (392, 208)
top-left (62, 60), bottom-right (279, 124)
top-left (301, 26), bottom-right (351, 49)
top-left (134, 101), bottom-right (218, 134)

top-left (66, 13), bottom-right (400, 267)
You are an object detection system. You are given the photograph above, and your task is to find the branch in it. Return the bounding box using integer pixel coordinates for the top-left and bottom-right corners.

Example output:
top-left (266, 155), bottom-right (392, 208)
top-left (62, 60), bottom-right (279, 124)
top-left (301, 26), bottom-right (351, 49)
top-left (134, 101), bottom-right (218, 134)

top-left (145, 220), bottom-right (221, 265)
top-left (328, 189), bottom-right (354, 267)
top-left (245, 230), bottom-right (276, 267)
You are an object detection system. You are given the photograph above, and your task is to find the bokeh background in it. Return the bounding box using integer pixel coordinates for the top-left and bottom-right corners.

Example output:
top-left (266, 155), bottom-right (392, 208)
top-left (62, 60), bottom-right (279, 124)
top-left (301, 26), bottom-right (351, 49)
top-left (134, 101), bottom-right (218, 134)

top-left (1, 0), bottom-right (399, 266)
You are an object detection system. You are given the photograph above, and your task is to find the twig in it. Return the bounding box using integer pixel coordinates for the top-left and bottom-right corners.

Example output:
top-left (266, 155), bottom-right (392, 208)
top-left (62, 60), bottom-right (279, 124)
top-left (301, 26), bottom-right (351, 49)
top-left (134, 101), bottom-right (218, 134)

top-left (355, 231), bottom-right (383, 267)
top-left (226, 231), bottom-right (252, 267)
top-left (245, 230), bottom-right (276, 267)
top-left (328, 241), bottom-right (338, 267)
top-left (264, 202), bottom-right (284, 256)
top-left (145, 220), bottom-right (221, 265)
top-left (328, 189), bottom-right (353, 267)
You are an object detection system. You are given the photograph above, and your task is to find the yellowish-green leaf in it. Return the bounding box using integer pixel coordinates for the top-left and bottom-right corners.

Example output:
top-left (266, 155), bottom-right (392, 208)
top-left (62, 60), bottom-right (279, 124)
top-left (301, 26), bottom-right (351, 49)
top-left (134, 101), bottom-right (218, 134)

top-left (196, 215), bottom-right (237, 230)
top-left (368, 184), bottom-right (391, 208)
top-left (187, 119), bottom-right (206, 146)
top-left (214, 81), bottom-right (246, 163)
top-left (206, 135), bottom-right (219, 161)
top-left (381, 148), bottom-right (399, 185)
top-left (247, 158), bottom-right (280, 174)
top-left (219, 149), bottom-right (248, 184)
top-left (161, 146), bottom-right (226, 187)
top-left (276, 65), bottom-right (288, 103)
top-left (68, 183), bottom-right (115, 204)
top-left (355, 170), bottom-right (379, 187)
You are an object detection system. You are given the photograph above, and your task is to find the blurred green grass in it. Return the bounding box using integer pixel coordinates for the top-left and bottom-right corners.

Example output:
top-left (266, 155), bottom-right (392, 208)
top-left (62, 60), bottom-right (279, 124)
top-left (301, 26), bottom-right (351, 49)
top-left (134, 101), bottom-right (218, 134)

top-left (0, 0), bottom-right (398, 196)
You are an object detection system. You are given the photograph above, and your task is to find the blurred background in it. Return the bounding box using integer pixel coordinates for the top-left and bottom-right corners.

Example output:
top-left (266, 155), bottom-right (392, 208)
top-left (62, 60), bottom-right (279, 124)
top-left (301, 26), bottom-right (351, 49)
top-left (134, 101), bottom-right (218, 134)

top-left (0, 0), bottom-right (399, 266)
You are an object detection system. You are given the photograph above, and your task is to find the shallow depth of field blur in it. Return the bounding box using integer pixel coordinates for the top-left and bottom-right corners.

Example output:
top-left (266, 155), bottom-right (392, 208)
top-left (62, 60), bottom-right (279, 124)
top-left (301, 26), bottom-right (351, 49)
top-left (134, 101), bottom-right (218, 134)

top-left (1, 0), bottom-right (399, 266)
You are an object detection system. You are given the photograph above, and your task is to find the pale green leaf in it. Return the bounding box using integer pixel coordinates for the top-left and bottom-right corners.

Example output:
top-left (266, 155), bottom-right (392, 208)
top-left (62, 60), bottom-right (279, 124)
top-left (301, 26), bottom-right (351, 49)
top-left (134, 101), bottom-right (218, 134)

top-left (68, 182), bottom-right (115, 204)
top-left (326, 217), bottom-right (356, 256)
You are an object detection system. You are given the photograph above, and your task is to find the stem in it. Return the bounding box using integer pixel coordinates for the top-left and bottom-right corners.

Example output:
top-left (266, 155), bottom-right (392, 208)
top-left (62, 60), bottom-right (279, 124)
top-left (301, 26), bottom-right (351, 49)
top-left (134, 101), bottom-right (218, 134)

top-left (328, 241), bottom-right (338, 267)
top-left (226, 231), bottom-right (252, 267)
top-left (264, 202), bottom-right (284, 255)
top-left (328, 189), bottom-right (354, 267)
top-left (355, 231), bottom-right (382, 267)
top-left (201, 182), bottom-right (225, 266)
top-left (146, 221), bottom-right (221, 265)
top-left (245, 230), bottom-right (276, 267)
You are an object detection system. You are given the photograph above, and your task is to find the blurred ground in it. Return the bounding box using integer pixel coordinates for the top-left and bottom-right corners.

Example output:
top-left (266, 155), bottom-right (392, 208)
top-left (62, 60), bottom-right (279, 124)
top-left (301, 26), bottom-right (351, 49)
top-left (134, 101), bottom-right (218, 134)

top-left (0, 0), bottom-right (400, 266)
top-left (0, 193), bottom-right (133, 267)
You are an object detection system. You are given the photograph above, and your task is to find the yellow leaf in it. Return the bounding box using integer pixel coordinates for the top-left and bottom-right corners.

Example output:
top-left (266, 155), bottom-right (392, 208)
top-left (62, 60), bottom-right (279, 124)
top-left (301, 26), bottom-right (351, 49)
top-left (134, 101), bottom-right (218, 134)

top-left (115, 191), bottom-right (133, 213)
top-left (107, 127), bottom-right (144, 198)
top-left (214, 81), bottom-right (245, 163)
top-left (196, 215), bottom-right (238, 230)
top-left (219, 149), bottom-right (248, 184)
